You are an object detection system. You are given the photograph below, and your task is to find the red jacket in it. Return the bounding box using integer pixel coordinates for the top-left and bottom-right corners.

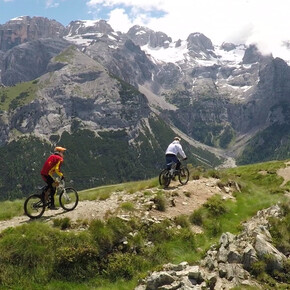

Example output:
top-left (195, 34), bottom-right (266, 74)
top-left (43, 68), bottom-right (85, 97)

top-left (41, 154), bottom-right (64, 178)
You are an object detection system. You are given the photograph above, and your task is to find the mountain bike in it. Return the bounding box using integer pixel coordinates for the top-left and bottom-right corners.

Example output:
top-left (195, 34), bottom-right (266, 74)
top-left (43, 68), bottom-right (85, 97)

top-left (24, 180), bottom-right (79, 219)
top-left (159, 161), bottom-right (189, 188)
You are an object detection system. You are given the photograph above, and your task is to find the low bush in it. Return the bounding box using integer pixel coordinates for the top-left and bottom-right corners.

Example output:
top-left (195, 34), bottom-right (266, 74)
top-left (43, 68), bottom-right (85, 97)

top-left (89, 219), bottom-right (114, 256)
top-left (53, 245), bottom-right (99, 281)
top-left (189, 208), bottom-right (205, 226)
top-left (53, 217), bottom-right (72, 230)
top-left (203, 194), bottom-right (228, 216)
top-left (174, 215), bottom-right (190, 228)
top-left (120, 201), bottom-right (135, 211)
top-left (103, 252), bottom-right (148, 281)
top-left (153, 192), bottom-right (166, 211)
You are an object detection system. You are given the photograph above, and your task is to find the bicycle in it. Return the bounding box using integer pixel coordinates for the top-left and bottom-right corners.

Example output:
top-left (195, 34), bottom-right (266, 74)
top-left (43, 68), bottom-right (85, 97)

top-left (24, 180), bottom-right (79, 219)
top-left (159, 161), bottom-right (190, 188)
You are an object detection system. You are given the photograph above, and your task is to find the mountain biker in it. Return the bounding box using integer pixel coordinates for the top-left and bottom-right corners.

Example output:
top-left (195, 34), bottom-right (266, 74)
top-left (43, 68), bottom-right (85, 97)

top-left (40, 146), bottom-right (66, 210)
top-left (165, 137), bottom-right (187, 172)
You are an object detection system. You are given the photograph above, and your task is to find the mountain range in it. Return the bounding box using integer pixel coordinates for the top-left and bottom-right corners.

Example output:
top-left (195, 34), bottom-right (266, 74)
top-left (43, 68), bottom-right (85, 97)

top-left (0, 16), bottom-right (289, 199)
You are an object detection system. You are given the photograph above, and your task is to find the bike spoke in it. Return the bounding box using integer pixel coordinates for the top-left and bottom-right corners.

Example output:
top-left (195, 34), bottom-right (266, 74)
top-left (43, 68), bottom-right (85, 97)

top-left (24, 194), bottom-right (45, 219)
top-left (159, 169), bottom-right (171, 187)
top-left (179, 167), bottom-right (189, 185)
top-left (59, 187), bottom-right (78, 211)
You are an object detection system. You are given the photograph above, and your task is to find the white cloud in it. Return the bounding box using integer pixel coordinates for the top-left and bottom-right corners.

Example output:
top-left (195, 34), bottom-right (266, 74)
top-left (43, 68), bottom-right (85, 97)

top-left (86, 0), bottom-right (290, 59)
top-left (107, 8), bottom-right (132, 32)
top-left (87, 0), bottom-right (164, 11)
top-left (45, 0), bottom-right (60, 8)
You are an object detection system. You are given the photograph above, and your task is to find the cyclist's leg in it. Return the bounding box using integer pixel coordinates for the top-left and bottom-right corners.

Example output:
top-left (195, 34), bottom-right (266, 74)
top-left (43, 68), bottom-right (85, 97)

top-left (42, 175), bottom-right (56, 207)
top-left (171, 155), bottom-right (180, 171)
top-left (166, 154), bottom-right (175, 170)
top-left (41, 175), bottom-right (50, 202)
top-left (176, 159), bottom-right (181, 171)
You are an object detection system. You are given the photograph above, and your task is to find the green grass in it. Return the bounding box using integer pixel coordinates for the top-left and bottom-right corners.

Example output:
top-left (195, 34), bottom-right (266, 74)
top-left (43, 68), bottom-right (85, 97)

top-left (0, 159), bottom-right (289, 289)
top-left (0, 177), bottom-right (158, 221)
top-left (0, 199), bottom-right (24, 220)
top-left (53, 46), bottom-right (77, 64)
top-left (0, 80), bottom-right (38, 111)
top-left (80, 177), bottom-right (158, 201)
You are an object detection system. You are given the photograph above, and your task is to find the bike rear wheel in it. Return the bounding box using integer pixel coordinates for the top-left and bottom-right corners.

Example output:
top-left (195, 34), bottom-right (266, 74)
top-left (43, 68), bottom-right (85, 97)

top-left (159, 169), bottom-right (171, 188)
top-left (24, 194), bottom-right (45, 219)
top-left (59, 187), bottom-right (78, 211)
top-left (178, 166), bottom-right (189, 185)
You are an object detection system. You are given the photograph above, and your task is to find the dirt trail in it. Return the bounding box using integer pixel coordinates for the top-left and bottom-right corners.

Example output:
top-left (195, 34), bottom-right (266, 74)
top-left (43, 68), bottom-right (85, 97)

top-left (0, 164), bottom-right (289, 233)
top-left (0, 178), bottom-right (228, 232)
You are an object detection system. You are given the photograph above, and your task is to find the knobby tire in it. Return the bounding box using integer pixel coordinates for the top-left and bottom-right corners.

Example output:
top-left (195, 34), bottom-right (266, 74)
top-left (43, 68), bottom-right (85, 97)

top-left (24, 194), bottom-right (45, 219)
top-left (159, 169), bottom-right (171, 188)
top-left (178, 166), bottom-right (189, 185)
top-left (59, 187), bottom-right (79, 211)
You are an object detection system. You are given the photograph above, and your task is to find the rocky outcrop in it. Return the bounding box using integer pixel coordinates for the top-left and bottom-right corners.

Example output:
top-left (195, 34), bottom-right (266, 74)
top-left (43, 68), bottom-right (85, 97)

top-left (187, 32), bottom-right (216, 59)
top-left (127, 25), bottom-right (172, 48)
top-left (1, 38), bottom-right (70, 85)
top-left (0, 16), bottom-right (65, 51)
top-left (135, 205), bottom-right (287, 289)
top-left (65, 19), bottom-right (114, 37)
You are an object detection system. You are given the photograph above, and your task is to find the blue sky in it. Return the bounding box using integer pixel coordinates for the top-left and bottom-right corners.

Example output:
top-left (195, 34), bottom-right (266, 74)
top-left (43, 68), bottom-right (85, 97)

top-left (0, 0), bottom-right (166, 27)
top-left (0, 0), bottom-right (97, 26)
top-left (0, 0), bottom-right (289, 60)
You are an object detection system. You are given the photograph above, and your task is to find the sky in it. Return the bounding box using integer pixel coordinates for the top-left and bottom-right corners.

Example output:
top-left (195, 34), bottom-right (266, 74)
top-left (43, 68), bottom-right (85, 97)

top-left (0, 0), bottom-right (290, 59)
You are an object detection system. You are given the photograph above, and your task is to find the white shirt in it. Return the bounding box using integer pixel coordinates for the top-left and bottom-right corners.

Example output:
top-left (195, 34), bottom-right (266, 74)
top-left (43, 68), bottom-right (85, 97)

top-left (165, 141), bottom-right (186, 159)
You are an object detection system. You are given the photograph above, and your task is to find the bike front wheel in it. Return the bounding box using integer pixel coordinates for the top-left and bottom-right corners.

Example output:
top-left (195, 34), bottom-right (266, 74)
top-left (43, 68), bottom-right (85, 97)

top-left (159, 169), bottom-right (171, 188)
top-left (59, 187), bottom-right (79, 211)
top-left (178, 166), bottom-right (189, 185)
top-left (24, 194), bottom-right (45, 219)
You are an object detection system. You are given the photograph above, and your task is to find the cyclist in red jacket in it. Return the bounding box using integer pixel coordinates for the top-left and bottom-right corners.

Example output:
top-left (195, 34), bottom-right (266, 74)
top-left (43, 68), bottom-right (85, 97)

top-left (40, 146), bottom-right (66, 210)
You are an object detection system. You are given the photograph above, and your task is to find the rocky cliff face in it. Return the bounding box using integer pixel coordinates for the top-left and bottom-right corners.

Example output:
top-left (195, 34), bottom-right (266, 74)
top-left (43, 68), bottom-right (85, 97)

top-left (3, 46), bottom-right (151, 141)
top-left (0, 16), bottom-right (65, 51)
top-left (1, 38), bottom-right (70, 85)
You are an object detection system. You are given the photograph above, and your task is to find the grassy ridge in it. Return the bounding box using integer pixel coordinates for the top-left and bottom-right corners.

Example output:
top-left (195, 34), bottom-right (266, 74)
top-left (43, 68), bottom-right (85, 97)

top-left (0, 159), bottom-right (289, 289)
top-left (0, 80), bottom-right (38, 111)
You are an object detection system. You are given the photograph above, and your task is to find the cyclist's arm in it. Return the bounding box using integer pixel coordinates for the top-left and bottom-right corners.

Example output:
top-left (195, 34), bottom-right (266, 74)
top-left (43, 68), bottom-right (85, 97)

top-left (177, 145), bottom-right (186, 159)
top-left (54, 160), bottom-right (64, 178)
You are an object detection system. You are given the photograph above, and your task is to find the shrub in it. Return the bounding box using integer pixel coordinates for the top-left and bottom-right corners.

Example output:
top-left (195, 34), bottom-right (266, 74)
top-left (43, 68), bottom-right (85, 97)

top-left (53, 245), bottom-right (99, 281)
top-left (251, 260), bottom-right (266, 276)
top-left (280, 200), bottom-right (290, 216)
top-left (103, 252), bottom-right (147, 281)
top-left (145, 220), bottom-right (173, 243)
top-left (142, 245), bottom-right (170, 265)
top-left (269, 210), bottom-right (290, 255)
top-left (204, 219), bottom-right (222, 237)
top-left (153, 193), bottom-right (166, 211)
top-left (191, 173), bottom-right (201, 180)
top-left (264, 254), bottom-right (279, 275)
top-left (107, 216), bottom-right (132, 244)
top-left (203, 194), bottom-right (227, 216)
top-left (89, 219), bottom-right (114, 256)
top-left (53, 217), bottom-right (71, 230)
top-left (189, 208), bottom-right (204, 226)
top-left (178, 229), bottom-right (196, 250)
top-left (120, 201), bottom-right (135, 211)
top-left (205, 169), bottom-right (221, 179)
top-left (174, 215), bottom-right (190, 228)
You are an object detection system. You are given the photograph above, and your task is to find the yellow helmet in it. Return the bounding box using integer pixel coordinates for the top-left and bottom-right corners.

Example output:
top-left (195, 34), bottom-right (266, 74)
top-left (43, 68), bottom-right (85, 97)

top-left (54, 146), bottom-right (67, 152)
